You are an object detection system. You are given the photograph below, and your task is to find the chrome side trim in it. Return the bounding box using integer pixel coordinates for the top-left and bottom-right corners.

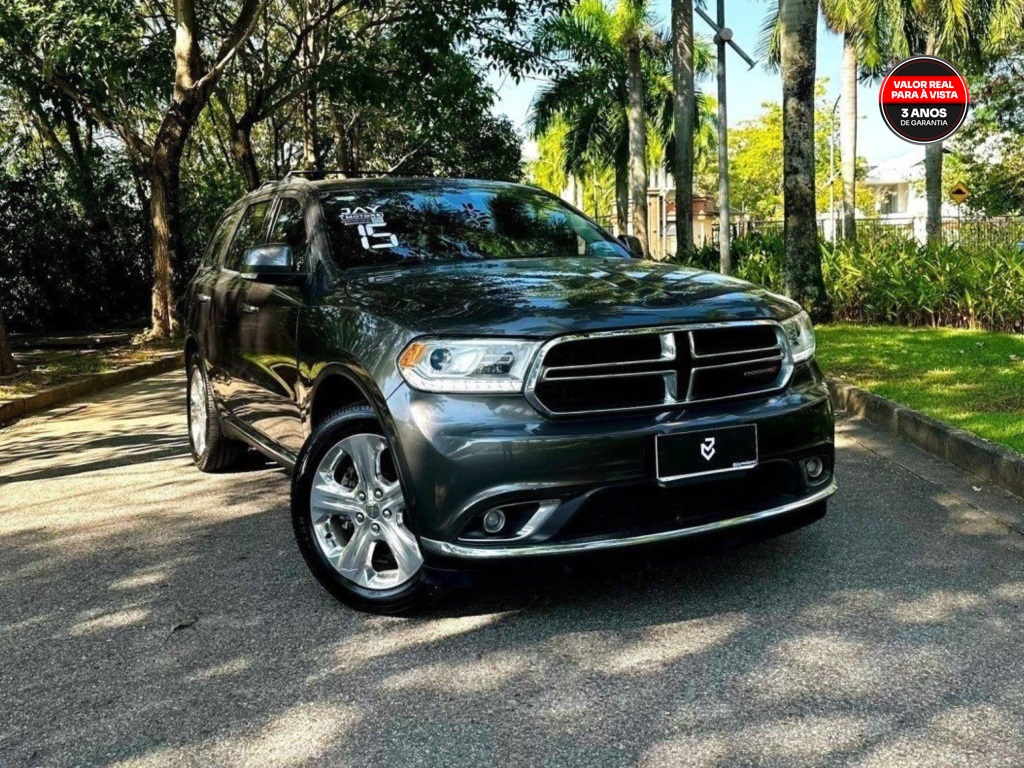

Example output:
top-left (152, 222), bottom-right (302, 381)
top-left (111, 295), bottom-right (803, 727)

top-left (221, 414), bottom-right (297, 471)
top-left (420, 481), bottom-right (836, 559)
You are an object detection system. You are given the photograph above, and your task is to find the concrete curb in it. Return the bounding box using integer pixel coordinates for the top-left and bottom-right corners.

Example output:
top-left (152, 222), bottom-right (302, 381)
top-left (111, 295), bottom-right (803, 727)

top-left (828, 378), bottom-right (1024, 499)
top-left (0, 352), bottom-right (183, 427)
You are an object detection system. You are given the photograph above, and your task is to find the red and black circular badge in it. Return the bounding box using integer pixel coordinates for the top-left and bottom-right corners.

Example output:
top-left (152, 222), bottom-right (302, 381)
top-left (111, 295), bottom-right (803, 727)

top-left (879, 56), bottom-right (969, 144)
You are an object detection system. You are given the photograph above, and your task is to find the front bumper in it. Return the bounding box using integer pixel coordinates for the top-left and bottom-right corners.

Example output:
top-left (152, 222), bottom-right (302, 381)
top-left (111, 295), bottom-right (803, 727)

top-left (386, 361), bottom-right (835, 560)
top-left (420, 481), bottom-right (835, 559)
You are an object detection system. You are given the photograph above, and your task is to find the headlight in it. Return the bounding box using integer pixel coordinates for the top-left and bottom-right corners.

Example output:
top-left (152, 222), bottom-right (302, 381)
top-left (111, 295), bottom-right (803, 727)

top-left (780, 310), bottom-right (816, 363)
top-left (398, 338), bottom-right (541, 393)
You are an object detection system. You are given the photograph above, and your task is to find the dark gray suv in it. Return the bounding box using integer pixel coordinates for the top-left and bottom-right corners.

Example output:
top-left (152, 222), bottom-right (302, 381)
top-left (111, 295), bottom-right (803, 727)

top-left (184, 176), bottom-right (836, 613)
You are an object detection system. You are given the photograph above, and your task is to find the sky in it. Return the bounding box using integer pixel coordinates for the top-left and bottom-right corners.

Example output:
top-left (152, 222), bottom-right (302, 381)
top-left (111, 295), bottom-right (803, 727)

top-left (490, 0), bottom-right (912, 166)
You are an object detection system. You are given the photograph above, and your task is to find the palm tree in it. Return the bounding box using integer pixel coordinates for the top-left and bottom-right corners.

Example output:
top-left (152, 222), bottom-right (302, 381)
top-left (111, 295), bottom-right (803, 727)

top-left (780, 0), bottom-right (832, 320)
top-left (532, 0), bottom-right (714, 251)
top-left (624, 7), bottom-right (648, 250)
top-left (761, 0), bottom-right (885, 243)
top-left (828, 0), bottom-right (885, 241)
top-left (671, 0), bottom-right (695, 255)
top-left (879, 0), bottom-right (1023, 245)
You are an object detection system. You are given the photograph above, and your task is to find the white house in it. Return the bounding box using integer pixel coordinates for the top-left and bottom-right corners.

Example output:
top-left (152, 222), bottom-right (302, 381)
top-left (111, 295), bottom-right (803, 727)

top-left (862, 148), bottom-right (959, 219)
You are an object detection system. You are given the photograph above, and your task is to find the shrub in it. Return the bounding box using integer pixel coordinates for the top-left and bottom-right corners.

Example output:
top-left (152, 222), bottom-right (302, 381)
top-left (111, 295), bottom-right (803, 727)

top-left (0, 162), bottom-right (150, 333)
top-left (672, 235), bottom-right (1024, 332)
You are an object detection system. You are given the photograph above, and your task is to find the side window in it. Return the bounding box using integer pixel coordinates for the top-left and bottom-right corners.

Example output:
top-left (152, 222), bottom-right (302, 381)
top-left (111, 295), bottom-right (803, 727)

top-left (267, 198), bottom-right (308, 270)
top-left (200, 210), bottom-right (240, 269)
top-left (223, 201), bottom-right (271, 272)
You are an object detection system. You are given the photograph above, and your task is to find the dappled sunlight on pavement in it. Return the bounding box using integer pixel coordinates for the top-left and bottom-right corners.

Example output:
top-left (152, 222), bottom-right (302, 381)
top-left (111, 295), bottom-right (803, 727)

top-left (2, 372), bottom-right (1024, 766)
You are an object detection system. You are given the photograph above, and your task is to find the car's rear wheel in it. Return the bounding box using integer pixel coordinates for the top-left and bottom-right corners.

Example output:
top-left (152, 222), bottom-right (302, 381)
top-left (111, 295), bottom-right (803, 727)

top-left (291, 406), bottom-right (434, 614)
top-left (187, 354), bottom-right (248, 472)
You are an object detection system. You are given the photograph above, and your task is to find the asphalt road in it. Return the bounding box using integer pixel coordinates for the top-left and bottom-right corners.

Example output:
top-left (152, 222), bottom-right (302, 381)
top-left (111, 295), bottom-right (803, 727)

top-left (2, 372), bottom-right (1024, 768)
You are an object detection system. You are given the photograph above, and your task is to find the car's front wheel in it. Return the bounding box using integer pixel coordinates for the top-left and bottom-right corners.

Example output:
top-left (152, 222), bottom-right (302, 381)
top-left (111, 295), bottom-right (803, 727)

top-left (291, 406), bottom-right (434, 614)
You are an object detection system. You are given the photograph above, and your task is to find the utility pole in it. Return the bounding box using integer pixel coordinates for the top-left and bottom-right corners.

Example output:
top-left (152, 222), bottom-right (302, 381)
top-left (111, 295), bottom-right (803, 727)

top-left (696, 1), bottom-right (755, 276)
top-left (715, 0), bottom-right (731, 274)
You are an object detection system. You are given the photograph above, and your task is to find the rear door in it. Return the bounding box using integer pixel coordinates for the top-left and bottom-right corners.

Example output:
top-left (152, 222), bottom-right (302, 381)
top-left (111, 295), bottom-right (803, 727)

top-left (232, 195), bottom-right (309, 453)
top-left (209, 199), bottom-right (273, 408)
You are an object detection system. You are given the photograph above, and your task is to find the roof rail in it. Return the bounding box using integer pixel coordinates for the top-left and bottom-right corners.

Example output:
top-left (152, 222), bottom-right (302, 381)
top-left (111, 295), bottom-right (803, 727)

top-left (283, 169), bottom-right (429, 180)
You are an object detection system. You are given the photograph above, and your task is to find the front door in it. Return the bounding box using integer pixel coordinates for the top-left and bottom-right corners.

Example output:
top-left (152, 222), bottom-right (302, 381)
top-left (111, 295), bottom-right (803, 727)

top-left (232, 195), bottom-right (308, 455)
top-left (210, 199), bottom-right (273, 410)
top-left (190, 209), bottom-right (240, 375)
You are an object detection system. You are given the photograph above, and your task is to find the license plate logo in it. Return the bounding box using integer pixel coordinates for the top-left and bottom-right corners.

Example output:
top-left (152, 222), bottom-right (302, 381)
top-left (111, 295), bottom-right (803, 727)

top-left (700, 437), bottom-right (716, 461)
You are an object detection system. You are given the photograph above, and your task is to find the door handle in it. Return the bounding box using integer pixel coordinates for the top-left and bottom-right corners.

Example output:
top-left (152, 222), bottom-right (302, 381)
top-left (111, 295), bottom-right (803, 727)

top-left (197, 293), bottom-right (211, 303)
top-left (241, 303), bottom-right (260, 314)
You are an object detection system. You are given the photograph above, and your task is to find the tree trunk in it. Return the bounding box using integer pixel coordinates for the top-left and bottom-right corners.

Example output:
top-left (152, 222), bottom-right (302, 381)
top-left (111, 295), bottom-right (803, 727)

top-left (626, 38), bottom-right (649, 255)
top-left (300, 0), bottom-right (319, 171)
top-left (922, 36), bottom-right (942, 246)
top-left (130, 162), bottom-right (153, 262)
top-left (232, 120), bottom-right (261, 190)
top-left (780, 0), bottom-right (832, 321)
top-left (148, 101), bottom-right (199, 338)
top-left (328, 102), bottom-right (348, 171)
top-left (671, 0), bottom-right (695, 256)
top-left (350, 116), bottom-right (361, 174)
top-left (0, 297), bottom-right (15, 377)
top-left (925, 141), bottom-right (943, 245)
top-left (148, 157), bottom-right (180, 339)
top-left (302, 91), bottom-right (319, 170)
top-left (615, 165), bottom-right (628, 235)
top-left (840, 32), bottom-right (857, 242)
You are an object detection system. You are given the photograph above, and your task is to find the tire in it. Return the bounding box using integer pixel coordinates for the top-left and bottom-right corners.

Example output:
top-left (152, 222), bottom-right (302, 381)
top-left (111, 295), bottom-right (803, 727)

top-left (187, 353), bottom-right (248, 472)
top-left (291, 405), bottom-right (436, 614)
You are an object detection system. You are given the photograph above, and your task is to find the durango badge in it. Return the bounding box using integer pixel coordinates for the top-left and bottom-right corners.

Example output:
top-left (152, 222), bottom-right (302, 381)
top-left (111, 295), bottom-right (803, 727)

top-left (879, 55), bottom-right (969, 144)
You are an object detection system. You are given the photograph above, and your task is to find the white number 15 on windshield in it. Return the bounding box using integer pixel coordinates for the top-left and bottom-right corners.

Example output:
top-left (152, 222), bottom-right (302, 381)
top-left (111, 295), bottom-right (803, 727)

top-left (358, 223), bottom-right (398, 250)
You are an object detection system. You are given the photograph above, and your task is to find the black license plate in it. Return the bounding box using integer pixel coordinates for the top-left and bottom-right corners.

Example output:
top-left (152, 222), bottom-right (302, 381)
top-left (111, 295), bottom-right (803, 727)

top-left (655, 425), bottom-right (758, 482)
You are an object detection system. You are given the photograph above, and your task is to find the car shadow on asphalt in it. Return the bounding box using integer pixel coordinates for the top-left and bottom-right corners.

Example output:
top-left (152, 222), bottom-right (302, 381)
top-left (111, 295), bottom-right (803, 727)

top-left (5, 460), bottom-right (1024, 767)
top-left (5, 377), bottom-right (1024, 766)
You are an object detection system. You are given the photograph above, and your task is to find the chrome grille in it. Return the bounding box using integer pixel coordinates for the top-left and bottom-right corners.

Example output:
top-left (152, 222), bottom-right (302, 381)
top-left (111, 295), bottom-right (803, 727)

top-left (526, 322), bottom-right (791, 416)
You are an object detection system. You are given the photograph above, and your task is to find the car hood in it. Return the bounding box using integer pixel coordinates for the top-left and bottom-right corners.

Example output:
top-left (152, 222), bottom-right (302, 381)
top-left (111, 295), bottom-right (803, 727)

top-left (342, 257), bottom-right (800, 337)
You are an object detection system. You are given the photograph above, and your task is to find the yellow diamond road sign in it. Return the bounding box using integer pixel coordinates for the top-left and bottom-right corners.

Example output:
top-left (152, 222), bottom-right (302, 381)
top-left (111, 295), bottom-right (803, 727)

top-left (949, 182), bottom-right (970, 205)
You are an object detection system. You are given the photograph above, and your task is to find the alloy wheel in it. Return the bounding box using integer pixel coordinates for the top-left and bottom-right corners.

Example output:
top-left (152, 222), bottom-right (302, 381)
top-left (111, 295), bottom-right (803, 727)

top-left (309, 433), bottom-right (423, 590)
top-left (189, 368), bottom-right (208, 457)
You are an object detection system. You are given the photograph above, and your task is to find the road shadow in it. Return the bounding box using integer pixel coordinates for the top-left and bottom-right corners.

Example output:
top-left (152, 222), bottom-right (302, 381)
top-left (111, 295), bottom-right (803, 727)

top-left (3, 379), bottom-right (1024, 767)
top-left (0, 374), bottom-right (278, 485)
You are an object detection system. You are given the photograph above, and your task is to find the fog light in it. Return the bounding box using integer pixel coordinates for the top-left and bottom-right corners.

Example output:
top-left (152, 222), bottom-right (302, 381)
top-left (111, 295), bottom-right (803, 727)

top-left (804, 457), bottom-right (825, 479)
top-left (482, 509), bottom-right (506, 534)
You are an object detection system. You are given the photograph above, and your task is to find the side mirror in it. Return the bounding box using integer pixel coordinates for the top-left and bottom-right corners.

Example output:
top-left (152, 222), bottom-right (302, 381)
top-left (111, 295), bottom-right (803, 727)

top-left (241, 244), bottom-right (298, 281)
top-left (618, 234), bottom-right (645, 258)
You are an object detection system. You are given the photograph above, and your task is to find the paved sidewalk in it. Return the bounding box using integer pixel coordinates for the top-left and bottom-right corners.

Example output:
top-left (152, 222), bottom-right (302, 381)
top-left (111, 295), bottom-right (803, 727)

top-left (2, 372), bottom-right (1023, 767)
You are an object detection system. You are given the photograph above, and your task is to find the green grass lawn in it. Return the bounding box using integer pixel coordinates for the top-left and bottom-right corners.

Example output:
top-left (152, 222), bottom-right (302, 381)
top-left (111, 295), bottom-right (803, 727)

top-left (816, 324), bottom-right (1024, 454)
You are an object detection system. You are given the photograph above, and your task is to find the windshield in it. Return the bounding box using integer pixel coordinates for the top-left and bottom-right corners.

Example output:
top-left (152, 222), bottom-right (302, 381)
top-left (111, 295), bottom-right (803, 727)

top-left (320, 184), bottom-right (631, 267)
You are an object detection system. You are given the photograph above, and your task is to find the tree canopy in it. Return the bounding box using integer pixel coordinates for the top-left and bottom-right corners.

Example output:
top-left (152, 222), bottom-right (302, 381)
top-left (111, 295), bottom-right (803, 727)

top-left (0, 0), bottom-right (556, 341)
top-left (952, 41), bottom-right (1024, 215)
